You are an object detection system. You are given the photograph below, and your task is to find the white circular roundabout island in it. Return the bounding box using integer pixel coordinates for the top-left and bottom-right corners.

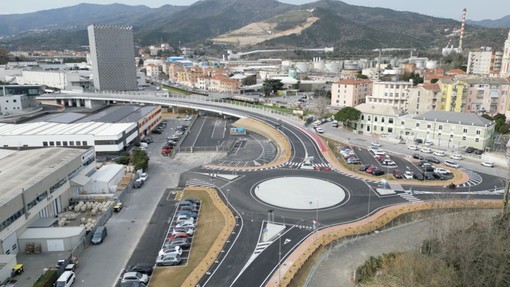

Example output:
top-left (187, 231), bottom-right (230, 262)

top-left (254, 177), bottom-right (347, 210)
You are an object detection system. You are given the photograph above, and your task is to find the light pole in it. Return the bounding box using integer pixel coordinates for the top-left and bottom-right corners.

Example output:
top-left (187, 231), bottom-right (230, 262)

top-left (278, 233), bottom-right (282, 286)
top-left (226, 188), bottom-right (230, 205)
top-left (367, 188), bottom-right (371, 221)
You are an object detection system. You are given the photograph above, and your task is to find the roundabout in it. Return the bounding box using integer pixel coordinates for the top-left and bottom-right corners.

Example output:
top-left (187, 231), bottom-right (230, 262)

top-left (254, 176), bottom-right (347, 209)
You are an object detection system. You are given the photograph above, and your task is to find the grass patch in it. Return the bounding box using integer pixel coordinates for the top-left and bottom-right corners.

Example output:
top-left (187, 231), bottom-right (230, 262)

top-left (149, 189), bottom-right (226, 287)
top-left (162, 85), bottom-right (193, 95)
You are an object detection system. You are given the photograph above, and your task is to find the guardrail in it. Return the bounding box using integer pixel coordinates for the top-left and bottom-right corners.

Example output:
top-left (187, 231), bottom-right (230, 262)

top-left (265, 199), bottom-right (503, 287)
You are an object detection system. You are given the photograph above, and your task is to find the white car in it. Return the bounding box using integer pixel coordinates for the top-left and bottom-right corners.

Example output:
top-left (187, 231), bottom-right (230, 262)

top-left (158, 246), bottom-right (183, 257)
top-left (433, 151), bottom-right (445, 157)
top-left (434, 168), bottom-right (451, 174)
top-left (176, 221), bottom-right (196, 229)
top-left (403, 171), bottom-right (414, 179)
top-left (450, 154), bottom-right (463, 160)
top-left (407, 145), bottom-right (418, 150)
top-left (315, 127), bottom-right (325, 133)
top-left (420, 147), bottom-right (432, 154)
top-left (139, 173), bottom-right (148, 182)
top-left (424, 141), bottom-right (434, 146)
top-left (371, 141), bottom-right (382, 147)
top-left (121, 272), bottom-right (149, 284)
top-left (444, 160), bottom-right (460, 168)
top-left (481, 161), bottom-right (495, 168)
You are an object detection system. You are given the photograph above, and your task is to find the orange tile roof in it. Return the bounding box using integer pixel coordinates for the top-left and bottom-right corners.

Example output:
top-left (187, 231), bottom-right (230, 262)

top-left (422, 83), bottom-right (440, 90)
top-left (446, 69), bottom-right (466, 75)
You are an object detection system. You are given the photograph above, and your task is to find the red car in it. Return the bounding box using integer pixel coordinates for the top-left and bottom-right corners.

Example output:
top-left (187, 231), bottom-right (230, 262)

top-left (161, 148), bottom-right (171, 156)
top-left (168, 232), bottom-right (189, 241)
top-left (365, 165), bottom-right (377, 174)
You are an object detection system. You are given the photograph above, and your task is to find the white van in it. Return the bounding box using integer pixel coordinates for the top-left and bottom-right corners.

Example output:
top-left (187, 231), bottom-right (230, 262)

top-left (56, 271), bottom-right (76, 287)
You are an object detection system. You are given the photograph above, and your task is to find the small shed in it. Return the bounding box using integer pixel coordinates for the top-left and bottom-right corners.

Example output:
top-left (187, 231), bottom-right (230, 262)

top-left (18, 227), bottom-right (85, 253)
top-left (85, 164), bottom-right (125, 193)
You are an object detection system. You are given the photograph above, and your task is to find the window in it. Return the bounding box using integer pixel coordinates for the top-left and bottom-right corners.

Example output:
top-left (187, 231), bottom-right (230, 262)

top-left (56, 141), bottom-right (61, 146)
top-left (49, 141), bottom-right (55, 146)
top-left (462, 136), bottom-right (466, 140)
top-left (401, 121), bottom-right (405, 125)
top-left (69, 141), bottom-right (74, 146)
top-left (381, 117), bottom-right (385, 123)
top-left (361, 115), bottom-right (364, 120)
top-left (388, 127), bottom-right (393, 133)
top-left (416, 123), bottom-right (420, 127)
top-left (367, 116), bottom-right (371, 121)
top-left (82, 141), bottom-right (87, 146)
top-left (476, 130), bottom-right (480, 135)
top-left (438, 125), bottom-right (443, 130)
top-left (475, 138), bottom-right (480, 142)
top-left (43, 142), bottom-right (48, 147)
top-left (463, 128), bottom-right (468, 133)
top-left (427, 124), bottom-right (431, 129)
top-left (63, 141), bottom-right (68, 146)
top-left (389, 118), bottom-right (393, 124)
top-left (374, 116), bottom-right (378, 122)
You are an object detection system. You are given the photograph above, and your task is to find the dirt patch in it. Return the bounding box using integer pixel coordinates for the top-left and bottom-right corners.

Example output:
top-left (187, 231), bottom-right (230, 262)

top-left (211, 16), bottom-right (319, 47)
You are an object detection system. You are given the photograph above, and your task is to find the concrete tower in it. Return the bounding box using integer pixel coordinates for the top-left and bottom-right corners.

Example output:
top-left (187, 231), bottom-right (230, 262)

top-left (501, 30), bottom-right (510, 77)
top-left (87, 25), bottom-right (137, 91)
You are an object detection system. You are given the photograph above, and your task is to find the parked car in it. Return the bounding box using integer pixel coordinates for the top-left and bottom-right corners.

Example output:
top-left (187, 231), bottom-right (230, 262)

top-left (420, 147), bottom-right (432, 154)
top-left (433, 151), bottom-right (445, 157)
top-left (450, 154), bottom-right (463, 160)
top-left (125, 263), bottom-right (154, 276)
top-left (172, 227), bottom-right (194, 236)
top-left (412, 153), bottom-right (424, 160)
top-left (152, 129), bottom-right (162, 134)
top-left (359, 164), bottom-right (371, 172)
top-left (156, 254), bottom-right (182, 266)
top-left (474, 149), bottom-right (484, 155)
top-left (158, 246), bottom-right (183, 257)
top-left (113, 202), bottom-right (123, 212)
top-left (315, 127), bottom-right (324, 133)
top-left (465, 146), bottom-right (475, 153)
top-left (407, 145), bottom-right (418, 150)
top-left (121, 272), bottom-right (149, 284)
top-left (139, 173), bottom-right (148, 182)
top-left (424, 141), bottom-right (434, 146)
top-left (434, 168), bottom-right (451, 174)
top-left (444, 160), bottom-right (460, 168)
top-left (414, 138), bottom-right (423, 144)
top-left (164, 238), bottom-right (191, 249)
top-left (481, 161), bottom-right (495, 168)
top-left (169, 232), bottom-right (189, 241)
top-left (392, 170), bottom-right (403, 179)
top-left (431, 173), bottom-right (446, 180)
top-left (371, 141), bottom-right (382, 147)
top-left (91, 226), bottom-right (107, 245)
top-left (347, 157), bottom-right (361, 164)
top-left (371, 169), bottom-right (385, 176)
top-left (413, 173), bottom-right (424, 180)
top-left (332, 122), bottom-right (339, 128)
top-left (381, 159), bottom-right (396, 166)
top-left (365, 165), bottom-right (377, 174)
top-left (403, 171), bottom-right (414, 180)
top-left (423, 172), bottom-right (435, 180)
top-left (425, 156), bottom-right (440, 164)
top-left (132, 178), bottom-right (144, 189)
top-left (176, 221), bottom-right (196, 229)
top-left (177, 210), bottom-right (198, 219)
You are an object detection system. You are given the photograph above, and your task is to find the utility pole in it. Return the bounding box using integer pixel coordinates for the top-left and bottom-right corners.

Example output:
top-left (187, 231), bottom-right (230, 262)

top-left (503, 157), bottom-right (510, 215)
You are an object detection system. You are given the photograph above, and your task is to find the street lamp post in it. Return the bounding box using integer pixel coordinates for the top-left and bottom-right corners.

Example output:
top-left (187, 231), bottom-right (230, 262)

top-left (278, 233), bottom-right (282, 286)
top-left (226, 188), bottom-right (230, 205)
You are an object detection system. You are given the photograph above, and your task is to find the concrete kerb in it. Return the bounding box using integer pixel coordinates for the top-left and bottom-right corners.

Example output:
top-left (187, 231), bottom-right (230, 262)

top-left (204, 117), bottom-right (292, 171)
top-left (180, 186), bottom-right (236, 287)
top-left (265, 199), bottom-right (503, 287)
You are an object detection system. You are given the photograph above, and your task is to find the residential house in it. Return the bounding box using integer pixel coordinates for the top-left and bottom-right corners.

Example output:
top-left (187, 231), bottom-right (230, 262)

top-left (365, 81), bottom-right (413, 110)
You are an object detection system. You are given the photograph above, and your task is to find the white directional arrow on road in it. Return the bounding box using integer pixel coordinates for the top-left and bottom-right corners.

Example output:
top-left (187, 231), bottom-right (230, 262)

top-left (284, 239), bottom-right (291, 245)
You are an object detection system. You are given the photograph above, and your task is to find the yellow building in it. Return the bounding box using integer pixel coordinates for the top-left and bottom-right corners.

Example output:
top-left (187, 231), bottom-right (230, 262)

top-left (437, 78), bottom-right (469, 112)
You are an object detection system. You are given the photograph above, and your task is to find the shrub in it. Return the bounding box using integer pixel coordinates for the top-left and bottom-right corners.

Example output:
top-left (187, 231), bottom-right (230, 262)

top-left (33, 269), bottom-right (58, 287)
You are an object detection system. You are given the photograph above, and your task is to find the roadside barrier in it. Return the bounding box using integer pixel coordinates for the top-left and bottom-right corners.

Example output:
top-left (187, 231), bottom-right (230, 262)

top-left (265, 199), bottom-right (503, 287)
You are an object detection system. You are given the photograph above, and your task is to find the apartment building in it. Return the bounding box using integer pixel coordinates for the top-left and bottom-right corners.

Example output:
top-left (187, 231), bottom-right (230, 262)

top-left (467, 48), bottom-right (503, 75)
top-left (407, 83), bottom-right (441, 115)
top-left (365, 81), bottom-right (413, 110)
top-left (356, 103), bottom-right (404, 135)
top-left (438, 76), bottom-right (509, 115)
top-left (501, 30), bottom-right (510, 77)
top-left (330, 78), bottom-right (372, 108)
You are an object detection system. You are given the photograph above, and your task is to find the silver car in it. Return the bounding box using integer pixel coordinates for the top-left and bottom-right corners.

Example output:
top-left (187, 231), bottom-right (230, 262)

top-left (156, 254), bottom-right (182, 266)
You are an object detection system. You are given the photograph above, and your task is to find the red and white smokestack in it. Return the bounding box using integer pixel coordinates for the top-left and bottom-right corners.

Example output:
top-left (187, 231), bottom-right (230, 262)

top-left (459, 8), bottom-right (467, 51)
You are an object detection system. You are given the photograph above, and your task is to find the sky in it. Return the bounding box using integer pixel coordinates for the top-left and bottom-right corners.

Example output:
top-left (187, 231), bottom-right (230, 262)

top-left (0, 0), bottom-right (509, 21)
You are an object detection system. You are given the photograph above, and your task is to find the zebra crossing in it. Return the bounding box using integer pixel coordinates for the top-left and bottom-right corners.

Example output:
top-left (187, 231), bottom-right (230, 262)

top-left (185, 178), bottom-right (216, 188)
top-left (253, 241), bottom-right (272, 255)
top-left (281, 161), bottom-right (332, 169)
top-left (398, 192), bottom-right (423, 203)
top-left (459, 169), bottom-right (483, 187)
